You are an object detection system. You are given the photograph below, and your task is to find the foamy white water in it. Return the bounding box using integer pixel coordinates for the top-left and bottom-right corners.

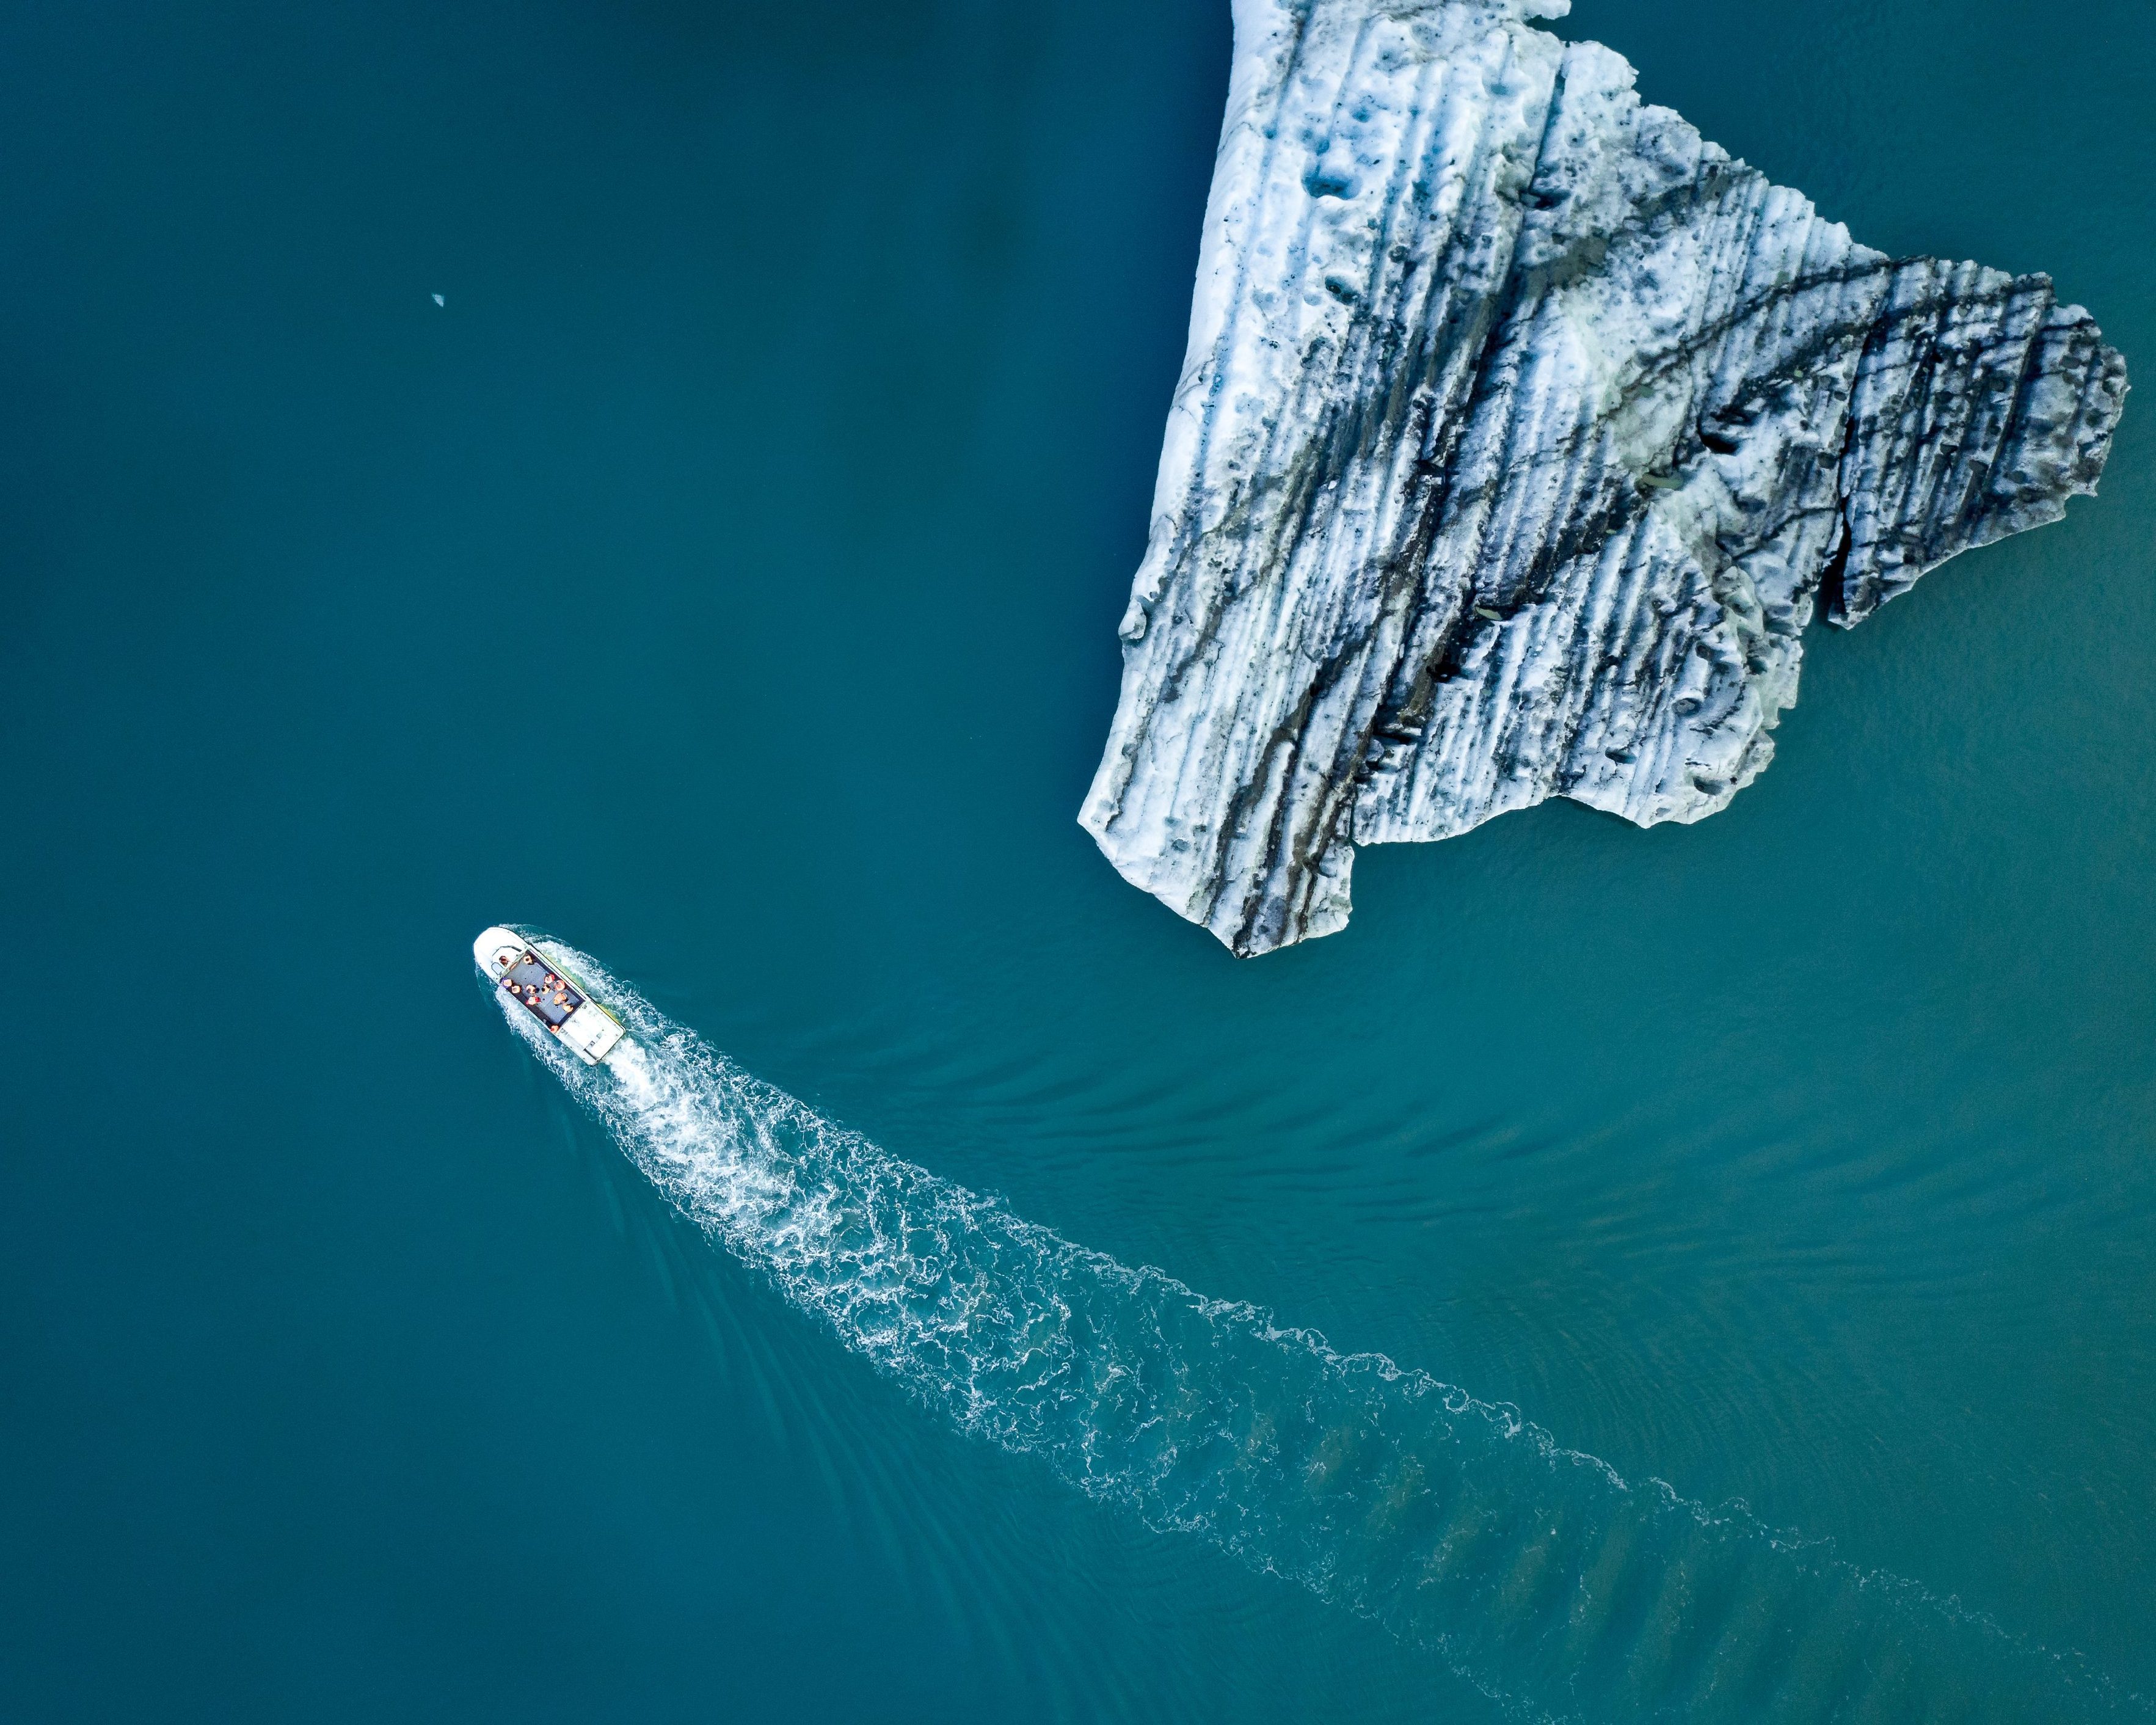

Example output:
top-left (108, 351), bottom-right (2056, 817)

top-left (483, 935), bottom-right (2130, 1724)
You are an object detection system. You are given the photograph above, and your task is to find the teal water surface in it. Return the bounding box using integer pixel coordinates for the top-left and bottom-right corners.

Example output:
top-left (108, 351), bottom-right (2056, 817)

top-left (2, 2), bottom-right (2152, 1720)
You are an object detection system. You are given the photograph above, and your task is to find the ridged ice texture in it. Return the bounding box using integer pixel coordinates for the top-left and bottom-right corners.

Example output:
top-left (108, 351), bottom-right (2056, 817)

top-left (1079, 0), bottom-right (2126, 955)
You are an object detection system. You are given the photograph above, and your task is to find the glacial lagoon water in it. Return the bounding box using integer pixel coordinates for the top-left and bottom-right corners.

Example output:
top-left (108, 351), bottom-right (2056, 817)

top-left (3, 2), bottom-right (2153, 1721)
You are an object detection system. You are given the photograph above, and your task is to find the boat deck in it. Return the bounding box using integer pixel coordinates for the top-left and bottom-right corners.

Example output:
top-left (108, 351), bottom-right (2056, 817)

top-left (498, 950), bottom-right (584, 1029)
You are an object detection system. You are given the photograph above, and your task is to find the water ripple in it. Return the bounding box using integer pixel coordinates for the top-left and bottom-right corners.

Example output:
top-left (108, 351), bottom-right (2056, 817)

top-left (483, 933), bottom-right (2143, 1724)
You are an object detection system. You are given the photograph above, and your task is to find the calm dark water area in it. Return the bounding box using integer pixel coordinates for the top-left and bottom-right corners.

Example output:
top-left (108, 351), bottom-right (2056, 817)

top-left (3, 2), bottom-right (2152, 1719)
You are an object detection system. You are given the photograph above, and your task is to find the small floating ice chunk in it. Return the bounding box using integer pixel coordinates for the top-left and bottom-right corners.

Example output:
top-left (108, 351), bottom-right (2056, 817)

top-left (432, 293), bottom-right (445, 307)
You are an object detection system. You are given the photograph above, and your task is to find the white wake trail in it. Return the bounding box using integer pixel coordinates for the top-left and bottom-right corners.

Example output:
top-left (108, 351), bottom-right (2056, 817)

top-left (483, 935), bottom-right (2130, 1724)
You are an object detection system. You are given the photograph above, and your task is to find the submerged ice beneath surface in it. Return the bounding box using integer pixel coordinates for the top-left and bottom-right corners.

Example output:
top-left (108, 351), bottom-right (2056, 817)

top-left (1080, 0), bottom-right (2127, 955)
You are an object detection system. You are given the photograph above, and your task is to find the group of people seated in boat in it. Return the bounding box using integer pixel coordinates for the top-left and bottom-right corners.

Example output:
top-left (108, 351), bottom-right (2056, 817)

top-left (497, 952), bottom-right (576, 1025)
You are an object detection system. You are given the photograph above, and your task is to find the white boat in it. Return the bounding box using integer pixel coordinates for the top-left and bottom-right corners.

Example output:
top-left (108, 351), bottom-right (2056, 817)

top-left (473, 927), bottom-right (627, 1067)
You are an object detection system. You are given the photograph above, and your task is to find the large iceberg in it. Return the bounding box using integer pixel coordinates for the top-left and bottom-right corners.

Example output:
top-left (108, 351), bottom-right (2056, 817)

top-left (1080, 0), bottom-right (2126, 955)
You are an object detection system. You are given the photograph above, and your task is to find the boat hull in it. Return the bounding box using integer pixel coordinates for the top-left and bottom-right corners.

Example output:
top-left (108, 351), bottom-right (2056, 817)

top-left (473, 926), bottom-right (626, 1067)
